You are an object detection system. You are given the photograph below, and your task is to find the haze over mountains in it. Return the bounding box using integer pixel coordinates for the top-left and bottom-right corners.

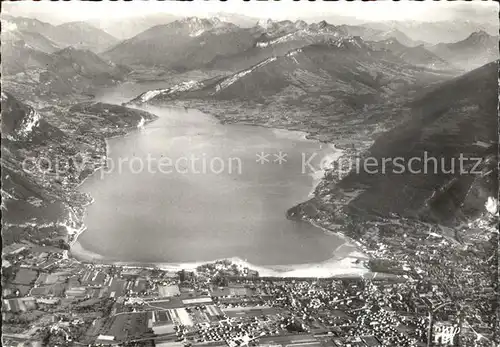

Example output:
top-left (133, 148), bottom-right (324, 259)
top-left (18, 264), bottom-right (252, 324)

top-left (88, 13), bottom-right (180, 40)
top-left (428, 30), bottom-right (499, 71)
top-left (100, 16), bottom-right (497, 74)
top-left (364, 19), bottom-right (498, 44)
top-left (2, 12), bottom-right (497, 83)
top-left (2, 15), bottom-right (118, 52)
top-left (370, 39), bottom-right (450, 69)
top-left (1, 15), bottom-right (130, 103)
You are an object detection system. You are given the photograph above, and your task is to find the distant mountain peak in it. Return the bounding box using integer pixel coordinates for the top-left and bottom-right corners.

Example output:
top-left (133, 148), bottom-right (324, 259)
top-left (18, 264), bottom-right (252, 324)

top-left (254, 20), bottom-right (343, 49)
top-left (429, 29), bottom-right (497, 70)
top-left (470, 29), bottom-right (491, 38)
top-left (384, 38), bottom-right (402, 45)
top-left (378, 28), bottom-right (417, 46)
top-left (387, 28), bottom-right (405, 35)
top-left (317, 20), bottom-right (329, 29)
top-left (330, 35), bottom-right (370, 50)
top-left (465, 30), bottom-right (494, 44)
top-left (2, 19), bottom-right (18, 32)
top-left (57, 21), bottom-right (95, 29)
top-left (294, 20), bottom-right (308, 30)
top-left (379, 37), bottom-right (406, 48)
top-left (257, 18), bottom-right (276, 29)
top-left (173, 16), bottom-right (233, 36)
top-left (181, 16), bottom-right (220, 25)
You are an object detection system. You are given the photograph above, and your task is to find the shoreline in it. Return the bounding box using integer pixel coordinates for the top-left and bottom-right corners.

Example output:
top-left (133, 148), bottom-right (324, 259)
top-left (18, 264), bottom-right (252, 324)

top-left (66, 98), bottom-right (371, 279)
top-left (62, 122), bottom-right (153, 246)
top-left (70, 240), bottom-right (370, 279)
top-left (308, 144), bottom-right (344, 198)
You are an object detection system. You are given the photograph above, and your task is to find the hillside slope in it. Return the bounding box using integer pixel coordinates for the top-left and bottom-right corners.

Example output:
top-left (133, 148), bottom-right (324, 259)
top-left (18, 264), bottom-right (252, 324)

top-left (1, 92), bottom-right (157, 245)
top-left (291, 61), bottom-right (497, 226)
top-left (2, 15), bottom-right (118, 52)
top-left (429, 31), bottom-right (498, 70)
top-left (2, 46), bottom-right (129, 104)
top-left (206, 20), bottom-right (346, 72)
top-left (362, 20), bottom-right (498, 45)
top-left (89, 13), bottom-right (179, 40)
top-left (128, 38), bottom-right (457, 149)
top-left (370, 39), bottom-right (450, 69)
top-left (103, 17), bottom-right (257, 70)
top-left (2, 27), bottom-right (60, 54)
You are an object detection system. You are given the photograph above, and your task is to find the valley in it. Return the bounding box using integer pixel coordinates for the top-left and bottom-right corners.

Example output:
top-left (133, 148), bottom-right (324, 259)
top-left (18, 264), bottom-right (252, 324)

top-left (1, 4), bottom-right (498, 346)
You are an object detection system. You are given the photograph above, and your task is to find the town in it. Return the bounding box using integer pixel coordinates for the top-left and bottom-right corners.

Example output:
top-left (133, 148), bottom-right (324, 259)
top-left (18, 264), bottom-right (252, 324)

top-left (2, 202), bottom-right (497, 347)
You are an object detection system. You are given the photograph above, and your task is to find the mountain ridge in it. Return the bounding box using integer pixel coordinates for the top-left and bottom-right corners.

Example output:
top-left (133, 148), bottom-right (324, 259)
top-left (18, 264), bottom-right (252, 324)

top-left (289, 61), bottom-right (498, 226)
top-left (428, 30), bottom-right (498, 70)
top-left (103, 17), bottom-right (256, 70)
top-left (2, 15), bottom-right (118, 52)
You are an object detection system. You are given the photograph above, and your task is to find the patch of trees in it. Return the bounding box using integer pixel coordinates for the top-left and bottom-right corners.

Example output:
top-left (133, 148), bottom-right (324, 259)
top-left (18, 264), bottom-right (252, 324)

top-left (285, 319), bottom-right (306, 333)
top-left (212, 274), bottom-right (229, 287)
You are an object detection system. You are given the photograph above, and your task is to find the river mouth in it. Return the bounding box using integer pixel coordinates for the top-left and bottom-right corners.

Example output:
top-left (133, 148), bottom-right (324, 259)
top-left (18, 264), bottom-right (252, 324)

top-left (73, 84), bottom-right (362, 270)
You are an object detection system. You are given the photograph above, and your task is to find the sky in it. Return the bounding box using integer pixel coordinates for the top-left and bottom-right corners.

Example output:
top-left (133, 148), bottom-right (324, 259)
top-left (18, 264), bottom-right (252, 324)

top-left (3, 0), bottom-right (497, 24)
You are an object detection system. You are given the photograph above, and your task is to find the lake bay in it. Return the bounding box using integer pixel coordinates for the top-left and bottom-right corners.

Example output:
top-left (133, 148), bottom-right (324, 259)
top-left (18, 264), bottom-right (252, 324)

top-left (77, 86), bottom-right (345, 266)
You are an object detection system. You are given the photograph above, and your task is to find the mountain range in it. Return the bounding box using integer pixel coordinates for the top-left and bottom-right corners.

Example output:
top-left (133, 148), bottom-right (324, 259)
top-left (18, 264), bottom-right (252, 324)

top-left (290, 60), bottom-right (498, 226)
top-left (128, 36), bottom-right (458, 147)
top-left (103, 17), bottom-right (258, 70)
top-left (134, 37), bottom-right (444, 103)
top-left (2, 13), bottom-right (497, 230)
top-left (365, 28), bottom-right (426, 47)
top-left (369, 39), bottom-right (450, 69)
top-left (3, 14), bottom-right (497, 77)
top-left (2, 26), bottom-right (61, 54)
top-left (0, 7), bottom-right (498, 345)
top-left (205, 20), bottom-right (346, 72)
top-left (2, 15), bottom-right (118, 52)
top-left (2, 45), bottom-right (129, 105)
top-left (1, 92), bottom-right (157, 243)
top-left (363, 19), bottom-right (498, 44)
top-left (88, 13), bottom-right (179, 40)
top-left (428, 30), bottom-right (498, 70)
top-left (101, 17), bottom-right (497, 74)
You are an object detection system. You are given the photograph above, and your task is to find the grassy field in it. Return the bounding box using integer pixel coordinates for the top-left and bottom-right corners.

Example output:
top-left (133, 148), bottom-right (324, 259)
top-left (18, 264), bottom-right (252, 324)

top-left (13, 269), bottom-right (38, 286)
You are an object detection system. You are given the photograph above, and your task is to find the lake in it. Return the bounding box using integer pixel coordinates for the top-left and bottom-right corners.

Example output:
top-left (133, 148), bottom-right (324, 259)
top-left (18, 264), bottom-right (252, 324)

top-left (76, 84), bottom-right (346, 266)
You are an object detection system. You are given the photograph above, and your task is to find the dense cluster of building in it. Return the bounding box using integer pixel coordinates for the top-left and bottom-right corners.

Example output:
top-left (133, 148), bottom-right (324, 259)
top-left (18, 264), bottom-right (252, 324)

top-left (2, 193), bottom-right (497, 347)
top-left (2, 217), bottom-right (497, 347)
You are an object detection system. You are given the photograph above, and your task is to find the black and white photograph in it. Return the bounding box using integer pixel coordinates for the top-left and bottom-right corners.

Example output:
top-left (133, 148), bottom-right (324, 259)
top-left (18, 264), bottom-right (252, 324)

top-left (1, 0), bottom-right (498, 346)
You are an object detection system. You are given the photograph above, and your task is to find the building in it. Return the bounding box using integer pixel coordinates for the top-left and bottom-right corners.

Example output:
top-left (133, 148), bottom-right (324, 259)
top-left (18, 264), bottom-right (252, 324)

top-left (433, 322), bottom-right (460, 346)
top-left (3, 243), bottom-right (27, 255)
top-left (2, 297), bottom-right (36, 313)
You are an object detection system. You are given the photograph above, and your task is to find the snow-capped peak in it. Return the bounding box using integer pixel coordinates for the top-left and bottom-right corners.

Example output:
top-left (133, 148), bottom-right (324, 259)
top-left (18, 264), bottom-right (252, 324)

top-left (2, 20), bottom-right (18, 33)
top-left (294, 20), bottom-right (308, 30)
top-left (254, 21), bottom-right (343, 48)
top-left (257, 19), bottom-right (275, 29)
top-left (177, 16), bottom-right (231, 36)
